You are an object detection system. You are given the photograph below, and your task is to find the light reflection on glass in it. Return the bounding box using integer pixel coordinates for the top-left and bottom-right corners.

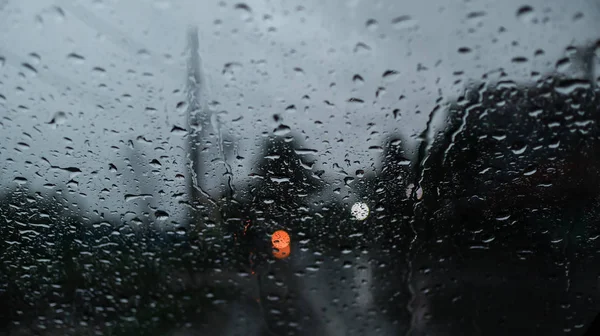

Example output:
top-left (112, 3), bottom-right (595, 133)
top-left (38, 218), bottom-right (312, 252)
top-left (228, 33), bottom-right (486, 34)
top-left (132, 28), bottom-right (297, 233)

top-left (351, 202), bottom-right (370, 220)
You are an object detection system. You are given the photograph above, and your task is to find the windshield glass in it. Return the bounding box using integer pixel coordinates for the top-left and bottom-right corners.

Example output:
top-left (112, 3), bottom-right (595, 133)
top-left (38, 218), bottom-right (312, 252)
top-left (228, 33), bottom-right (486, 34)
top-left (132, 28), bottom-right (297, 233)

top-left (0, 0), bottom-right (599, 335)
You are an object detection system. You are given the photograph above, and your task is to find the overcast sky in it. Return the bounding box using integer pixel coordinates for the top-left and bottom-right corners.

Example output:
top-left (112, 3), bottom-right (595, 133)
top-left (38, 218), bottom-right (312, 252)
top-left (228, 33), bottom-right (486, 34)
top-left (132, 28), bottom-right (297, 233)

top-left (0, 0), bottom-right (599, 226)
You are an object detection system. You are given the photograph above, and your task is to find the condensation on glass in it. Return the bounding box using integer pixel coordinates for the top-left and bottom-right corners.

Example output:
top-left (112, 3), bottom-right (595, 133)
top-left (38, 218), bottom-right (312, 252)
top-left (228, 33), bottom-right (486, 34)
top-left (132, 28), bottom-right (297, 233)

top-left (0, 0), bottom-right (599, 335)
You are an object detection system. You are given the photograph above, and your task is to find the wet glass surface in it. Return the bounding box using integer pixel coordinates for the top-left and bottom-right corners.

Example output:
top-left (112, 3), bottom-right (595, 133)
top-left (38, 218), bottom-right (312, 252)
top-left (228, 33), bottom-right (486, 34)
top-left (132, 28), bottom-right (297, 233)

top-left (0, 0), bottom-right (599, 335)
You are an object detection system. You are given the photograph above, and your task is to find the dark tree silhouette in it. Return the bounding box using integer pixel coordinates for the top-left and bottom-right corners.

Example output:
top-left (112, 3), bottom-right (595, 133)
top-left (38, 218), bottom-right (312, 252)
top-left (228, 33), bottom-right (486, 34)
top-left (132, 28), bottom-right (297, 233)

top-left (251, 136), bottom-right (322, 207)
top-left (0, 181), bottom-right (251, 335)
top-left (407, 44), bottom-right (600, 334)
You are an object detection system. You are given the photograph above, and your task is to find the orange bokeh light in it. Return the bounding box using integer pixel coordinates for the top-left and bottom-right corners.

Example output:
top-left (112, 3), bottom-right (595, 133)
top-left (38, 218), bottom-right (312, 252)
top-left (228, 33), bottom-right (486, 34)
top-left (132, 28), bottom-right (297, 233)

top-left (272, 245), bottom-right (291, 259)
top-left (271, 230), bottom-right (290, 249)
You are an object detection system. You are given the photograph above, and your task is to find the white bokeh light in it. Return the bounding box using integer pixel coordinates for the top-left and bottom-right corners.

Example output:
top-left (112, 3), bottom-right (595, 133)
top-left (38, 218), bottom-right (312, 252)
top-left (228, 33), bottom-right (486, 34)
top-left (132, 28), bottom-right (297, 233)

top-left (351, 202), bottom-right (370, 220)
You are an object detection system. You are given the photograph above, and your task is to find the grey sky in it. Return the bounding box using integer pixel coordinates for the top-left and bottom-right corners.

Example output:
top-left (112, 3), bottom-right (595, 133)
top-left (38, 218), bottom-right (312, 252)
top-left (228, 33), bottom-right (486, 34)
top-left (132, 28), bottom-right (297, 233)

top-left (0, 0), bottom-right (598, 226)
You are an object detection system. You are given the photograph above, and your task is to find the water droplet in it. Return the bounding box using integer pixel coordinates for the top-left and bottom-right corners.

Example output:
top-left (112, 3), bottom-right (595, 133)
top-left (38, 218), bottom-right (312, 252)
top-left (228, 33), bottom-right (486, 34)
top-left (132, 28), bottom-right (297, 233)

top-left (53, 6), bottom-right (66, 22)
top-left (222, 62), bottom-right (243, 79)
top-left (554, 79), bottom-right (591, 95)
top-left (154, 0), bottom-right (171, 10)
top-left (67, 52), bottom-right (85, 64)
top-left (555, 57), bottom-right (571, 72)
top-left (145, 107), bottom-right (157, 115)
top-left (21, 63), bottom-right (38, 77)
top-left (382, 70), bottom-right (400, 82)
top-left (13, 176), bottom-right (27, 185)
top-left (234, 3), bottom-right (252, 21)
top-left (48, 111), bottom-right (67, 125)
top-left (528, 109), bottom-right (543, 117)
top-left (458, 47), bottom-right (472, 54)
top-left (352, 74), bottom-right (364, 85)
top-left (285, 105), bottom-right (296, 113)
top-left (149, 159), bottom-right (162, 168)
top-left (273, 124), bottom-right (291, 136)
top-left (365, 18), bottom-right (378, 31)
top-left (16, 142), bottom-right (30, 151)
top-left (354, 42), bottom-right (372, 54)
top-left (369, 146), bottom-right (384, 153)
top-left (523, 167), bottom-right (537, 176)
top-left (270, 176), bottom-right (290, 183)
top-left (155, 210), bottom-right (169, 220)
top-left (28, 53), bottom-right (41, 64)
top-left (273, 245), bottom-right (291, 259)
top-left (294, 148), bottom-right (318, 155)
top-left (92, 67), bottom-right (107, 76)
top-left (271, 230), bottom-right (291, 249)
top-left (466, 11), bottom-right (487, 21)
top-left (60, 167), bottom-right (82, 179)
top-left (391, 15), bottom-right (418, 30)
top-left (171, 125), bottom-right (188, 136)
top-left (347, 97), bottom-right (364, 104)
top-left (137, 49), bottom-right (151, 59)
top-left (511, 56), bottom-right (528, 63)
top-left (516, 5), bottom-right (535, 23)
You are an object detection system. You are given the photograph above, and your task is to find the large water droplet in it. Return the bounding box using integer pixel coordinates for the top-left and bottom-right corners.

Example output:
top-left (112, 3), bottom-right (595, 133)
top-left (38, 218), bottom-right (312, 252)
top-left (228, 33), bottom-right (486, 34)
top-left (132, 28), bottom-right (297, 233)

top-left (155, 210), bottom-right (169, 220)
top-left (16, 142), bottom-right (30, 151)
top-left (13, 176), bottom-right (28, 185)
top-left (21, 63), bottom-right (38, 77)
top-left (516, 5), bottom-right (535, 23)
top-left (353, 74), bottom-right (364, 85)
top-left (273, 124), bottom-right (291, 136)
top-left (171, 125), bottom-right (188, 136)
top-left (234, 3), bottom-right (252, 21)
top-left (382, 70), bottom-right (400, 82)
top-left (149, 159), bottom-right (162, 169)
